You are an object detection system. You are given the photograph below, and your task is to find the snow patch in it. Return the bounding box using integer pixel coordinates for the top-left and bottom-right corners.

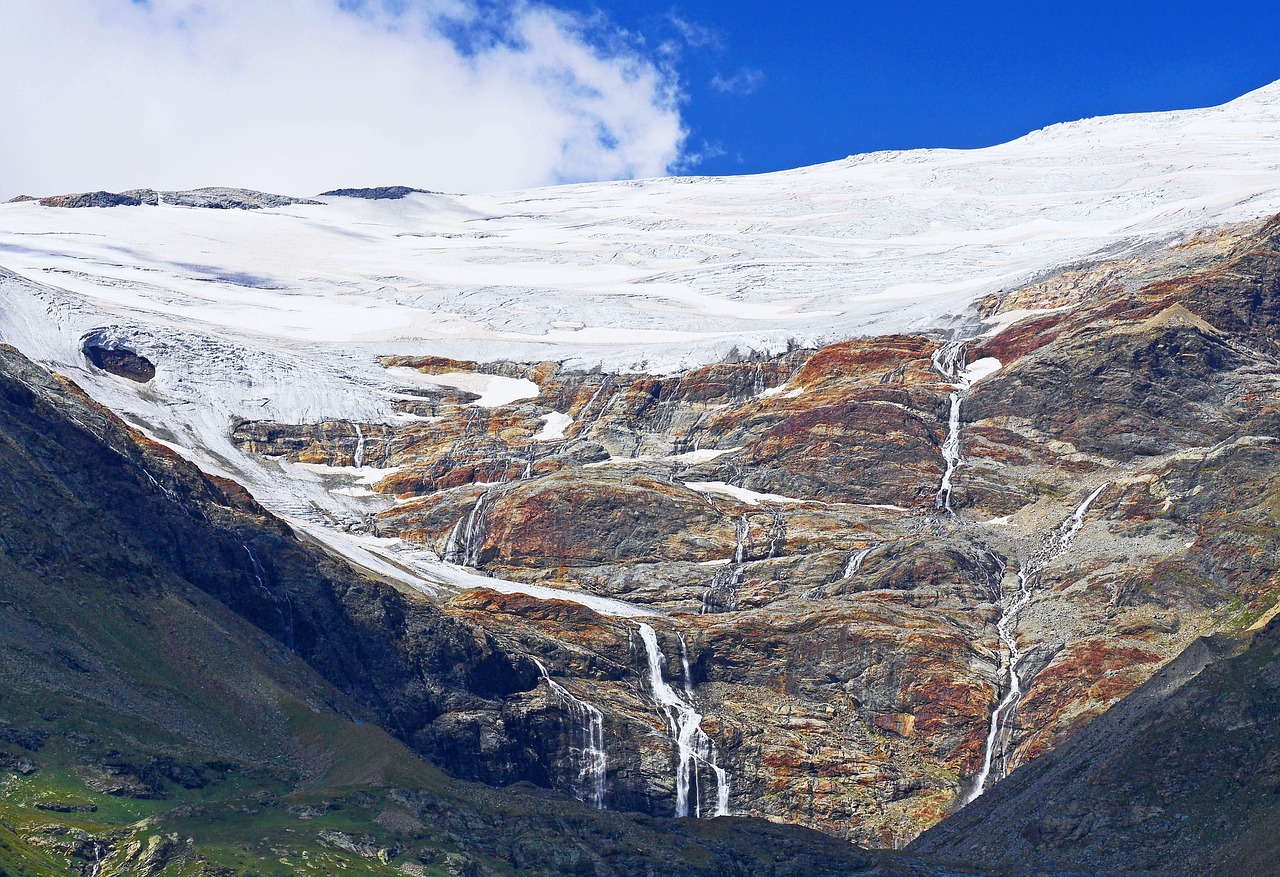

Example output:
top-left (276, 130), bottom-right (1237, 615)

top-left (386, 367), bottom-right (539, 407)
top-left (961, 357), bottom-right (1002, 385)
top-left (533, 411), bottom-right (574, 440)
top-left (684, 481), bottom-right (814, 506)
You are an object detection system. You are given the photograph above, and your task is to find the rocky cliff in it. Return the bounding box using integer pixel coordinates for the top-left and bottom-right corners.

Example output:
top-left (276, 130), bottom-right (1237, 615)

top-left (0, 342), bottom-right (991, 877)
top-left (229, 213), bottom-right (1280, 846)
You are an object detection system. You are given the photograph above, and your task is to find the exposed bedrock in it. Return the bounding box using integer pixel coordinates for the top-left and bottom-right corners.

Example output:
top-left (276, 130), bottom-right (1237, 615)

top-left (223, 214), bottom-right (1280, 846)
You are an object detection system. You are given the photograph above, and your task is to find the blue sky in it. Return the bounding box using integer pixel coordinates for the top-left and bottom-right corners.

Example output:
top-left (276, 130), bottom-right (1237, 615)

top-left (574, 0), bottom-right (1280, 175)
top-left (2, 0), bottom-right (1279, 194)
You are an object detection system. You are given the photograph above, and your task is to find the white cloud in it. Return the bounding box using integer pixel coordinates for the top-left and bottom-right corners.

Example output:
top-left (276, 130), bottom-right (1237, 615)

top-left (0, 0), bottom-right (686, 196)
top-left (710, 67), bottom-right (764, 96)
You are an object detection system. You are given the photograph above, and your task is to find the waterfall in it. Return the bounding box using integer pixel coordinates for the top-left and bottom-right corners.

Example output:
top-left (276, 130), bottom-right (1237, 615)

top-left (443, 490), bottom-right (494, 567)
top-left (677, 632), bottom-right (696, 700)
top-left (88, 841), bottom-right (107, 877)
top-left (579, 375), bottom-right (614, 421)
top-left (960, 565), bottom-right (1034, 806)
top-left (843, 544), bottom-right (876, 578)
top-left (653, 374), bottom-right (685, 432)
top-left (533, 659), bottom-right (608, 809)
top-left (1056, 482), bottom-right (1110, 550)
top-left (931, 340), bottom-right (970, 514)
top-left (962, 482), bottom-right (1111, 804)
top-left (242, 544), bottom-right (294, 650)
top-left (765, 511), bottom-right (787, 559)
top-left (635, 623), bottom-right (730, 818)
top-left (700, 514), bottom-right (749, 614)
top-left (808, 541), bottom-right (878, 599)
top-left (352, 422), bottom-right (365, 469)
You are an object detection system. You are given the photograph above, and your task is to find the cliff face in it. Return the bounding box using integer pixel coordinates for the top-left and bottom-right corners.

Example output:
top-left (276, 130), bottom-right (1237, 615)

top-left (0, 342), bottom-right (999, 877)
top-left (229, 214), bottom-right (1280, 846)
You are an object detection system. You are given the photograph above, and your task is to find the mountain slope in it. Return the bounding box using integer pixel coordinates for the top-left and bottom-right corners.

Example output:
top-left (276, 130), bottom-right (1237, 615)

top-left (4, 80), bottom-right (1280, 857)
top-left (911, 618), bottom-right (1280, 876)
top-left (0, 342), bottom-right (988, 877)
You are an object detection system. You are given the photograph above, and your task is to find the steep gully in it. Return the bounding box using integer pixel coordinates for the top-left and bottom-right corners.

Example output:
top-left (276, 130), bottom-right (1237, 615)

top-left (931, 336), bottom-right (1111, 805)
top-left (960, 482), bottom-right (1111, 804)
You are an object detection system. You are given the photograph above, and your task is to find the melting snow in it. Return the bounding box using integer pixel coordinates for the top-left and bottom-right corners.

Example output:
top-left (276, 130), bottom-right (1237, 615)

top-left (684, 481), bottom-right (815, 506)
top-left (386, 367), bottom-right (539, 407)
top-left (533, 411), bottom-right (574, 440)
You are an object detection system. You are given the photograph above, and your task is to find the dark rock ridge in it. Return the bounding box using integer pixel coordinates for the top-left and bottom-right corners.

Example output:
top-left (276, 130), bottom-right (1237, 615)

top-left (33, 187), bottom-right (322, 209)
top-left (39, 189), bottom-right (159, 208)
top-left (320, 185), bottom-right (437, 199)
top-left (230, 212), bottom-right (1280, 846)
top-left (0, 341), bottom-right (544, 784)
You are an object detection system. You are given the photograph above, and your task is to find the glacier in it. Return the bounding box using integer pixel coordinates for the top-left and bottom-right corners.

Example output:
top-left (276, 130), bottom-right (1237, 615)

top-left (2, 80), bottom-right (1280, 611)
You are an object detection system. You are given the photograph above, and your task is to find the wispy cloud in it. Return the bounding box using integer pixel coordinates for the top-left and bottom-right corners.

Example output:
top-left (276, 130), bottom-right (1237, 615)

top-left (666, 12), bottom-right (721, 52)
top-left (711, 67), bottom-right (765, 96)
top-left (673, 139), bottom-right (727, 172)
top-left (0, 0), bottom-right (686, 196)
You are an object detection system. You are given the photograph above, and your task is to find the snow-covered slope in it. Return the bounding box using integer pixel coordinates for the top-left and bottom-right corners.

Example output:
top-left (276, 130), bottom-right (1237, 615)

top-left (2, 80), bottom-right (1280, 609)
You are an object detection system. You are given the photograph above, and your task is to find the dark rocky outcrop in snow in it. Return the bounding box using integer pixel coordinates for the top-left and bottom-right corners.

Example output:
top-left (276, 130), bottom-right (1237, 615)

top-left (320, 185), bottom-right (436, 199)
top-left (32, 187), bottom-right (321, 209)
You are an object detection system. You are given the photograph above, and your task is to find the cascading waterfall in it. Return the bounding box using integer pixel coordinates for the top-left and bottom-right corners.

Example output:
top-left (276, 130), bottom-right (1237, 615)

top-left (700, 514), bottom-right (750, 614)
top-left (962, 482), bottom-right (1111, 805)
top-left (677, 632), bottom-right (696, 700)
top-left (578, 375), bottom-right (614, 423)
top-left (1057, 482), bottom-right (1110, 549)
top-left (242, 544), bottom-right (294, 650)
top-left (843, 544), bottom-right (876, 578)
top-left (931, 340), bottom-right (970, 513)
top-left (533, 659), bottom-right (608, 809)
top-left (635, 623), bottom-right (730, 818)
top-left (352, 422), bottom-right (365, 469)
top-left (765, 511), bottom-right (787, 559)
top-left (442, 490), bottom-right (494, 567)
top-left (88, 842), bottom-right (107, 877)
top-left (961, 565), bottom-right (1034, 806)
top-left (808, 542), bottom-right (878, 599)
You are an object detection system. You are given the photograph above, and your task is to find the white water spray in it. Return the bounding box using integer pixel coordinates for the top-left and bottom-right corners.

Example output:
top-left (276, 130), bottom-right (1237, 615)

top-left (443, 490), bottom-right (493, 567)
top-left (635, 623), bottom-right (730, 817)
top-left (932, 340), bottom-right (969, 513)
top-left (352, 422), bottom-right (365, 469)
top-left (533, 659), bottom-right (608, 809)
